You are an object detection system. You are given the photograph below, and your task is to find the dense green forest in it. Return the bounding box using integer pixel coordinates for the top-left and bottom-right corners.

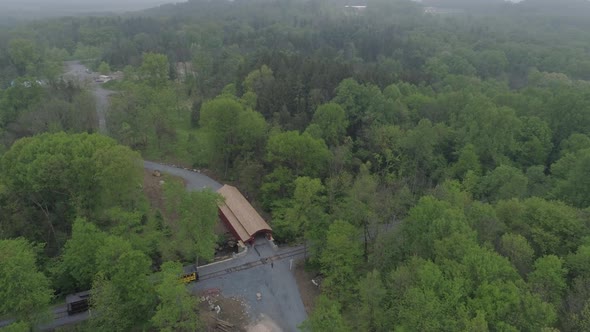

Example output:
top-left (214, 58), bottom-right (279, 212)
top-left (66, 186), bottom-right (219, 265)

top-left (2, 0), bottom-right (590, 330)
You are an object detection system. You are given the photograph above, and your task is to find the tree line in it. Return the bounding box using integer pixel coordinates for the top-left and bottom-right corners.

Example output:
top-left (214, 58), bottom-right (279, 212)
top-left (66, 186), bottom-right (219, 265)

top-left (2, 0), bottom-right (590, 330)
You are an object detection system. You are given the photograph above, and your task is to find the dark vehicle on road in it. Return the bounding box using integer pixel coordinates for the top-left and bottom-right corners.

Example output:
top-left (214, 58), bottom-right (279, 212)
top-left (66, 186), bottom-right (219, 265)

top-left (66, 291), bottom-right (90, 315)
top-left (66, 269), bottom-right (198, 315)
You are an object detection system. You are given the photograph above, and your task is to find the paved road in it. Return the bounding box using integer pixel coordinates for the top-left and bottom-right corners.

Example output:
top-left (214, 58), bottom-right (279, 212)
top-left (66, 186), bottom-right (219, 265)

top-left (63, 60), bottom-right (111, 134)
top-left (151, 163), bottom-right (307, 331)
top-left (3, 62), bottom-right (308, 331)
top-left (192, 238), bottom-right (307, 332)
top-left (143, 161), bottom-right (223, 191)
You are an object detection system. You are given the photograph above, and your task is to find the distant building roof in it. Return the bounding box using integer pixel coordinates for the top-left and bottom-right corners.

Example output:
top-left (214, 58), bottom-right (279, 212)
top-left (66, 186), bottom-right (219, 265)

top-left (217, 185), bottom-right (272, 243)
top-left (345, 5), bottom-right (367, 9)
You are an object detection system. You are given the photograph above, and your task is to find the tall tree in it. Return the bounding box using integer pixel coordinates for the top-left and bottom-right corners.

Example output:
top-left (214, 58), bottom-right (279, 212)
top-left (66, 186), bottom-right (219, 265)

top-left (552, 148), bottom-right (590, 208)
top-left (528, 255), bottom-right (567, 307)
top-left (0, 238), bottom-right (52, 326)
top-left (55, 218), bottom-right (107, 292)
top-left (151, 262), bottom-right (201, 332)
top-left (356, 270), bottom-right (387, 331)
top-left (8, 39), bottom-right (41, 76)
top-left (140, 53), bottom-right (169, 88)
top-left (299, 295), bottom-right (351, 332)
top-left (266, 130), bottom-right (331, 178)
top-left (320, 220), bottom-right (362, 303)
top-left (164, 182), bottom-right (220, 264)
top-left (498, 233), bottom-right (535, 277)
top-left (91, 236), bottom-right (156, 331)
top-left (308, 103), bottom-right (348, 147)
top-left (200, 97), bottom-right (267, 176)
top-left (272, 176), bottom-right (328, 247)
top-left (0, 133), bottom-right (142, 254)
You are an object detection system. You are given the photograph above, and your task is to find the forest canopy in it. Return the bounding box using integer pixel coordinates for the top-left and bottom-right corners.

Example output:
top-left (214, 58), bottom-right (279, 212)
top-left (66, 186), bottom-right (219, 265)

top-left (1, 0), bottom-right (590, 330)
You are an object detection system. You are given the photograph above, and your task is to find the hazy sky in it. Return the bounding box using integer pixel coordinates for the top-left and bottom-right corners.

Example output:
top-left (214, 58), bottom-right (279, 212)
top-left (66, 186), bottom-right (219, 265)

top-left (0, 0), bottom-right (185, 17)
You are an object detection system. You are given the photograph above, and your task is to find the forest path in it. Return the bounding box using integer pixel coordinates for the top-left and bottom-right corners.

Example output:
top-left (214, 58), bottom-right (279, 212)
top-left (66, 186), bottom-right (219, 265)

top-left (63, 60), bottom-right (111, 134)
top-left (63, 61), bottom-right (224, 191)
top-left (57, 61), bottom-right (307, 331)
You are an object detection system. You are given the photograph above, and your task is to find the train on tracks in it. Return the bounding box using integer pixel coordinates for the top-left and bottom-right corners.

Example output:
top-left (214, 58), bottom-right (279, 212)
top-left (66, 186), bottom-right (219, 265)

top-left (66, 268), bottom-right (199, 315)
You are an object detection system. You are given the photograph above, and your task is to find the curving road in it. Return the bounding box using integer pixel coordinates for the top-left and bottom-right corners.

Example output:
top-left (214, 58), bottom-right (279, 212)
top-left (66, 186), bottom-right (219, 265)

top-left (53, 60), bottom-right (307, 331)
top-left (143, 161), bottom-right (222, 191)
top-left (63, 61), bottom-right (223, 191)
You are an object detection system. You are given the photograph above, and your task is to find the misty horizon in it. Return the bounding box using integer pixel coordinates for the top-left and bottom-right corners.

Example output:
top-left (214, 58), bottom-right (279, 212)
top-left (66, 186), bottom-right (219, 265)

top-left (0, 0), bottom-right (187, 19)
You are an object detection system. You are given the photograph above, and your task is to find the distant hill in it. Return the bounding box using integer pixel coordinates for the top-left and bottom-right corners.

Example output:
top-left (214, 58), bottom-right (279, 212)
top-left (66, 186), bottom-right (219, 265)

top-left (515, 0), bottom-right (590, 15)
top-left (420, 0), bottom-right (506, 8)
top-left (0, 0), bottom-right (179, 21)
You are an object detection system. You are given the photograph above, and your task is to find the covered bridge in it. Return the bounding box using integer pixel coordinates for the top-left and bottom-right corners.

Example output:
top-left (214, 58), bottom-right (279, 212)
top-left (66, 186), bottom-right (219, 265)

top-left (217, 185), bottom-right (272, 244)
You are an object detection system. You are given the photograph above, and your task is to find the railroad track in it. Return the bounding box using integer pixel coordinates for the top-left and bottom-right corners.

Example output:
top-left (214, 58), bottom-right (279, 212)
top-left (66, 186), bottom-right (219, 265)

top-left (198, 247), bottom-right (306, 282)
top-left (52, 306), bottom-right (69, 320)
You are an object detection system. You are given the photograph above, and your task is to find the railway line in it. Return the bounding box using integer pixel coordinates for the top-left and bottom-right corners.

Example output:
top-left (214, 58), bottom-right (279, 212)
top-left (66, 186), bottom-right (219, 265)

top-left (22, 245), bottom-right (307, 331)
top-left (198, 246), bottom-right (306, 282)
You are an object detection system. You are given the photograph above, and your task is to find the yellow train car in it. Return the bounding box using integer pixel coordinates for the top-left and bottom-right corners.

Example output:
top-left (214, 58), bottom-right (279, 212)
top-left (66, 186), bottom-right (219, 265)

top-left (180, 271), bottom-right (198, 284)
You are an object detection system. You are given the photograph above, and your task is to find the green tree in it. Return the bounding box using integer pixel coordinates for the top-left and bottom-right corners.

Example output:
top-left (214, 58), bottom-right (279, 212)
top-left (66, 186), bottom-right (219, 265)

top-left (89, 273), bottom-right (128, 332)
top-left (453, 103), bottom-right (520, 168)
top-left (470, 280), bottom-right (556, 331)
top-left (515, 116), bottom-right (552, 167)
top-left (450, 144), bottom-right (482, 180)
top-left (272, 176), bottom-right (327, 247)
top-left (401, 196), bottom-right (473, 260)
top-left (200, 97), bottom-right (267, 176)
top-left (476, 165), bottom-right (528, 202)
top-left (266, 131), bottom-right (331, 178)
top-left (163, 182), bottom-right (220, 264)
top-left (552, 148), bottom-right (590, 208)
top-left (566, 245), bottom-right (590, 279)
top-left (498, 233), bottom-right (535, 277)
top-left (528, 255), bottom-right (567, 307)
top-left (562, 277), bottom-right (590, 331)
top-left (56, 218), bottom-right (107, 292)
top-left (400, 119), bottom-right (449, 190)
top-left (91, 236), bottom-right (156, 331)
top-left (243, 65), bottom-right (274, 94)
top-left (140, 53), bottom-right (169, 88)
top-left (0, 238), bottom-right (52, 325)
top-left (0, 133), bottom-right (142, 253)
top-left (320, 220), bottom-right (362, 303)
top-left (8, 39), bottom-right (41, 76)
top-left (559, 133), bottom-right (590, 157)
top-left (466, 201), bottom-right (504, 246)
top-left (97, 61), bottom-right (111, 75)
top-left (531, 198), bottom-right (582, 255)
top-left (357, 270), bottom-right (387, 331)
top-left (299, 295), bottom-right (350, 332)
top-left (389, 258), bottom-right (467, 332)
top-left (474, 50), bottom-right (508, 78)
top-left (0, 77), bottom-right (44, 126)
top-left (336, 164), bottom-right (379, 259)
top-left (151, 262), bottom-right (201, 332)
top-left (308, 103), bottom-right (348, 147)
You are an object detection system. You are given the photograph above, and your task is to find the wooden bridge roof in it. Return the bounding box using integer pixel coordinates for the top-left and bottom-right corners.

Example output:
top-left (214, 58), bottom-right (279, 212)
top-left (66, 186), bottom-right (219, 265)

top-left (217, 185), bottom-right (272, 242)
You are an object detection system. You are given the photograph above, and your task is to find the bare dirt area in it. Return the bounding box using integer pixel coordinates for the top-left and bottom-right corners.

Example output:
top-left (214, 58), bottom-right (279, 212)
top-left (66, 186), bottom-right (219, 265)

top-left (293, 262), bottom-right (321, 315)
top-left (142, 169), bottom-right (185, 224)
top-left (198, 290), bottom-right (249, 332)
top-left (246, 316), bottom-right (283, 332)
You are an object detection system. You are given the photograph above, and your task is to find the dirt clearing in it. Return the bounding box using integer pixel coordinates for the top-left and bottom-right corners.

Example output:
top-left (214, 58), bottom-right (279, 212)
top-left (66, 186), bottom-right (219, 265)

top-left (293, 261), bottom-right (321, 315)
top-left (142, 168), bottom-right (185, 215)
top-left (246, 316), bottom-right (283, 332)
top-left (199, 290), bottom-right (249, 331)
